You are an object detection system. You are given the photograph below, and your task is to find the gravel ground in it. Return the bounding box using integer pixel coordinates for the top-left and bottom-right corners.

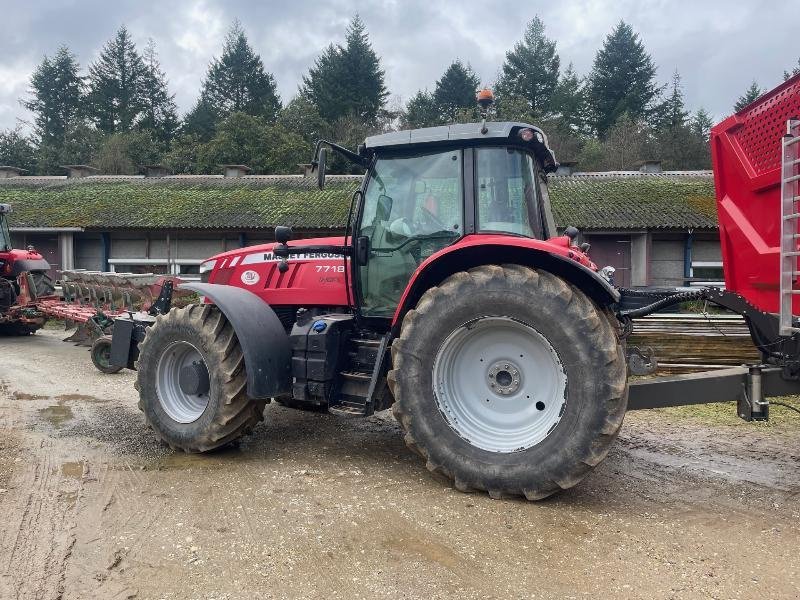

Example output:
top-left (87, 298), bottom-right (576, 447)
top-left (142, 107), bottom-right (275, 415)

top-left (1, 328), bottom-right (799, 599)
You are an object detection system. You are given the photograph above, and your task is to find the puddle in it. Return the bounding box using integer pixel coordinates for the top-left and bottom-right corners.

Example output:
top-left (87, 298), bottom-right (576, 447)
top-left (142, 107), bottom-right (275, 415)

top-left (56, 394), bottom-right (101, 402)
top-left (38, 404), bottom-right (74, 429)
top-left (12, 391), bottom-right (103, 403)
top-left (61, 461), bottom-right (85, 479)
top-left (150, 446), bottom-right (245, 471)
top-left (12, 391), bottom-right (49, 401)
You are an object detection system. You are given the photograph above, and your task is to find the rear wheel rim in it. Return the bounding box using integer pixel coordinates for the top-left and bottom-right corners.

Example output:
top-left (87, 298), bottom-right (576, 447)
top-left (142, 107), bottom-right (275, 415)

top-left (432, 316), bottom-right (567, 453)
top-left (156, 341), bottom-right (210, 423)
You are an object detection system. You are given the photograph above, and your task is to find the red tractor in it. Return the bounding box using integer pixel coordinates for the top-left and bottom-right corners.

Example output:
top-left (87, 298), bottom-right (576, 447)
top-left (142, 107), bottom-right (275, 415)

top-left (0, 203), bottom-right (54, 334)
top-left (119, 79), bottom-right (800, 500)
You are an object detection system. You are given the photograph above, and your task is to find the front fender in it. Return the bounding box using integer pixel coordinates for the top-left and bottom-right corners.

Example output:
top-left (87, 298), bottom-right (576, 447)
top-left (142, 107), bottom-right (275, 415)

top-left (180, 282), bottom-right (291, 399)
top-left (10, 258), bottom-right (51, 276)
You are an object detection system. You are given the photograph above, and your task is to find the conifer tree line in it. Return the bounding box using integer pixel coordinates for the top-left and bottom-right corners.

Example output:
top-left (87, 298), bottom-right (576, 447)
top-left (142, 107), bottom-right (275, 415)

top-left (2, 15), bottom-right (796, 175)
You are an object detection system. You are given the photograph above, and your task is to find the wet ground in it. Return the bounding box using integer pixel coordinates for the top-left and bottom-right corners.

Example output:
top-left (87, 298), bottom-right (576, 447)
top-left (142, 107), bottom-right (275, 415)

top-left (1, 329), bottom-right (799, 599)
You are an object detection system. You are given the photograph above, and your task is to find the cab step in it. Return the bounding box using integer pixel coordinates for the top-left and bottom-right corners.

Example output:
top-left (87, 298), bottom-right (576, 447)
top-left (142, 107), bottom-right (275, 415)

top-left (330, 370), bottom-right (372, 417)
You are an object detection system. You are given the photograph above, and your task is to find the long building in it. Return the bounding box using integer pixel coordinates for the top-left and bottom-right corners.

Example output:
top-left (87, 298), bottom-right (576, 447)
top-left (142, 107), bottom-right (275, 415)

top-left (0, 164), bottom-right (720, 288)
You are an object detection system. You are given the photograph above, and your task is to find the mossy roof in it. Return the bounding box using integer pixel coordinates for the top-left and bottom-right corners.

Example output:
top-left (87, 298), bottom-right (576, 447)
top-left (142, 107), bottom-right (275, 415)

top-left (0, 171), bottom-right (717, 232)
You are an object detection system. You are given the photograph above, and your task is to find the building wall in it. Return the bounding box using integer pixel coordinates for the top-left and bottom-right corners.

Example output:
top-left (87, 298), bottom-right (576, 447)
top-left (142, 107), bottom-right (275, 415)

top-left (650, 231), bottom-right (721, 287)
top-left (75, 233), bottom-right (103, 270)
top-left (65, 228), bottom-right (339, 277)
top-left (13, 227), bottom-right (721, 288)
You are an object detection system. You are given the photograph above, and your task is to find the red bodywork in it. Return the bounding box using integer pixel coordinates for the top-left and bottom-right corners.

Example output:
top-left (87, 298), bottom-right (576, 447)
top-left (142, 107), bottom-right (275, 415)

top-left (205, 234), bottom-right (595, 324)
top-left (711, 73), bottom-right (800, 314)
top-left (0, 247), bottom-right (48, 277)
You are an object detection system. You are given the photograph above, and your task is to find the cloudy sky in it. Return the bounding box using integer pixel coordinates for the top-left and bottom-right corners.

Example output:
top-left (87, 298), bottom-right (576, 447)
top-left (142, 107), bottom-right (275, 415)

top-left (0, 0), bottom-right (795, 131)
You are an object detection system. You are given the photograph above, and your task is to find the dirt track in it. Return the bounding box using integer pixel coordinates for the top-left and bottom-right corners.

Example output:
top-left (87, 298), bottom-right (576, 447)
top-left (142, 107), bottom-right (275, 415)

top-left (1, 329), bottom-right (799, 599)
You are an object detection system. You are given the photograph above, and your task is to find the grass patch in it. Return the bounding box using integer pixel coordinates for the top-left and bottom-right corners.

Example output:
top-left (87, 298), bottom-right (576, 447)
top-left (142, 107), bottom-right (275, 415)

top-left (651, 396), bottom-right (800, 431)
top-left (43, 318), bottom-right (68, 330)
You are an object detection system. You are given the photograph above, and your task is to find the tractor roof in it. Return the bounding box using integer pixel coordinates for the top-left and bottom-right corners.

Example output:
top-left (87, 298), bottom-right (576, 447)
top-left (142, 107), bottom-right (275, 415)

top-left (364, 122), bottom-right (557, 171)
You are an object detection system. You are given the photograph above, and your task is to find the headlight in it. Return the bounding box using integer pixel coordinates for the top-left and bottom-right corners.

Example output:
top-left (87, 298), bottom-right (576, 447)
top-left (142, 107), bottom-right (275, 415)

top-left (199, 259), bottom-right (216, 283)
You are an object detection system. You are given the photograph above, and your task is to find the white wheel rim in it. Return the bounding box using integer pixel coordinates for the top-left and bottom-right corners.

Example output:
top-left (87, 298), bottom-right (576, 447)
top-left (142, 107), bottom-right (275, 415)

top-left (156, 341), bottom-right (210, 423)
top-left (432, 316), bottom-right (567, 453)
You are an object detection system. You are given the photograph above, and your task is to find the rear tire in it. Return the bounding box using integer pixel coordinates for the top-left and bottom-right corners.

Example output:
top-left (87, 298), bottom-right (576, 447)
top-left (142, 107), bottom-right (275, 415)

top-left (136, 304), bottom-right (266, 452)
top-left (388, 265), bottom-right (627, 500)
top-left (30, 271), bottom-right (55, 297)
top-left (91, 335), bottom-right (122, 374)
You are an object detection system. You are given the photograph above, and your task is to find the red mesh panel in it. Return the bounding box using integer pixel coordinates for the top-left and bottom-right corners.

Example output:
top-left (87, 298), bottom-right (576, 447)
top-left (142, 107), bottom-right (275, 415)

top-left (734, 77), bottom-right (800, 175)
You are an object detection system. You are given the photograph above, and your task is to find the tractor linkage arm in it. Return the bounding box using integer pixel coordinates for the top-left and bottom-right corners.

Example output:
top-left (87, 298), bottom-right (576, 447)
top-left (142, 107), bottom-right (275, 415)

top-left (618, 286), bottom-right (800, 421)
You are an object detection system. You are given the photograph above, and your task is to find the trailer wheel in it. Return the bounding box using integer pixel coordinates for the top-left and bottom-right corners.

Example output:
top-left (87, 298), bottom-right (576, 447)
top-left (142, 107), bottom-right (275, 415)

top-left (136, 304), bottom-right (266, 452)
top-left (388, 264), bottom-right (627, 500)
top-left (90, 336), bottom-right (122, 374)
top-left (30, 271), bottom-right (55, 297)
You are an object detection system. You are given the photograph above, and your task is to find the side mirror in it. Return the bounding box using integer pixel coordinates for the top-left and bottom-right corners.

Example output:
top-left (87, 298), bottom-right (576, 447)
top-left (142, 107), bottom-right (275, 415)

top-left (316, 147), bottom-right (327, 190)
top-left (376, 194), bottom-right (393, 221)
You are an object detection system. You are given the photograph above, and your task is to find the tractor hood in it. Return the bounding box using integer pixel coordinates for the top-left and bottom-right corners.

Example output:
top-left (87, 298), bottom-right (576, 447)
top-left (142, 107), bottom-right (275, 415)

top-left (203, 236), bottom-right (350, 308)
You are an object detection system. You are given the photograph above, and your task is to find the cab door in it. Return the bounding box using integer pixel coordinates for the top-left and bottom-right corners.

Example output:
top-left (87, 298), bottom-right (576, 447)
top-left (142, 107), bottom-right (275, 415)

top-left (356, 149), bottom-right (464, 317)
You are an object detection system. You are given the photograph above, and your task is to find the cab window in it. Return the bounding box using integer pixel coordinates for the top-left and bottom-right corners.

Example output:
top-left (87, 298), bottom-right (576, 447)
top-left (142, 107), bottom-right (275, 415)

top-left (476, 147), bottom-right (542, 238)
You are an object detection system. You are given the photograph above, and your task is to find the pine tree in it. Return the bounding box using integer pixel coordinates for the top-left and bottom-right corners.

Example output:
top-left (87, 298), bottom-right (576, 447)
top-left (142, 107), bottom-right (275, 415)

top-left (23, 46), bottom-right (85, 147)
top-left (433, 61), bottom-right (480, 122)
top-left (650, 72), bottom-right (696, 169)
top-left (588, 21), bottom-right (660, 136)
top-left (734, 81), bottom-right (762, 111)
top-left (182, 98), bottom-right (217, 141)
top-left (302, 15), bottom-right (388, 123)
top-left (495, 16), bottom-right (560, 117)
top-left (552, 63), bottom-right (588, 134)
top-left (138, 39), bottom-right (178, 146)
top-left (200, 21), bottom-right (281, 123)
top-left (691, 108), bottom-right (714, 142)
top-left (403, 90), bottom-right (439, 128)
top-left (88, 26), bottom-right (148, 133)
top-left (653, 70), bottom-right (689, 131)
top-left (687, 108), bottom-right (713, 169)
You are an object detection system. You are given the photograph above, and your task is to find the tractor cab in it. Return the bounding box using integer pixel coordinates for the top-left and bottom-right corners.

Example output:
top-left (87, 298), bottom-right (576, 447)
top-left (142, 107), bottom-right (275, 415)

top-left (351, 122), bottom-right (559, 316)
top-left (304, 116), bottom-right (564, 320)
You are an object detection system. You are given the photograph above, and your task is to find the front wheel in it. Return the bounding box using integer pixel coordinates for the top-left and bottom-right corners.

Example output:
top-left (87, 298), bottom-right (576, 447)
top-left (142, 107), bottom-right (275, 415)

top-left (388, 264), bottom-right (628, 500)
top-left (136, 304), bottom-right (266, 452)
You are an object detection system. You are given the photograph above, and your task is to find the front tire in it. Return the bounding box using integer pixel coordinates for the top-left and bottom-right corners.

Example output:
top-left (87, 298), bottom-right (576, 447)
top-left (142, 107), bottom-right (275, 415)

top-left (388, 265), bottom-right (627, 500)
top-left (136, 304), bottom-right (266, 452)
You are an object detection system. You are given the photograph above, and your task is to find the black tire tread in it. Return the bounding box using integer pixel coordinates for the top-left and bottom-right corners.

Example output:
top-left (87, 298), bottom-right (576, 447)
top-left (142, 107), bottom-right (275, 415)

top-left (91, 335), bottom-right (123, 374)
top-left (389, 264), bottom-right (627, 501)
top-left (136, 304), bottom-right (266, 453)
top-left (30, 271), bottom-right (55, 297)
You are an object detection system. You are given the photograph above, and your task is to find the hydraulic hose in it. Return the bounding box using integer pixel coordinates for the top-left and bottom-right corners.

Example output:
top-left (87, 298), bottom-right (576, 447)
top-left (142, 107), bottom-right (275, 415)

top-left (618, 289), bottom-right (707, 319)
